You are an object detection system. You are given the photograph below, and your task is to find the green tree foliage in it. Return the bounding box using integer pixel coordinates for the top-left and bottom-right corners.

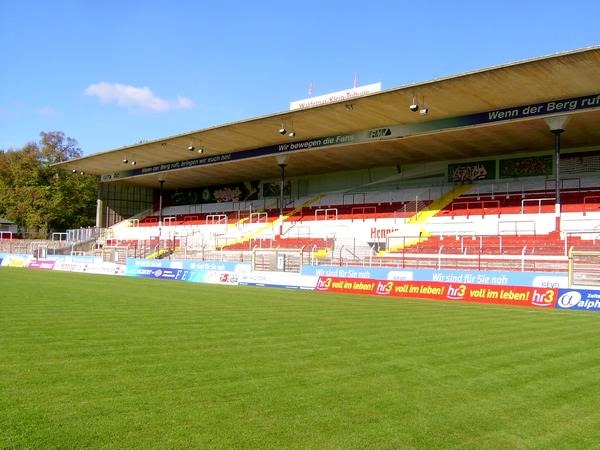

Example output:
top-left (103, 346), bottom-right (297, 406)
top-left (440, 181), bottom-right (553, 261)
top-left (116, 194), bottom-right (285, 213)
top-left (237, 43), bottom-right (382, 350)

top-left (0, 132), bottom-right (98, 237)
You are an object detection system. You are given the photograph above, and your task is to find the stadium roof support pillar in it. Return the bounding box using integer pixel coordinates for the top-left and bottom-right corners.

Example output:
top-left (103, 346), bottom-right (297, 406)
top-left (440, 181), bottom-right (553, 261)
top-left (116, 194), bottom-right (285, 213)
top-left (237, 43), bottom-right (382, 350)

top-left (96, 199), bottom-right (103, 228)
top-left (276, 155), bottom-right (288, 236)
top-left (545, 115), bottom-right (569, 233)
top-left (158, 175), bottom-right (165, 233)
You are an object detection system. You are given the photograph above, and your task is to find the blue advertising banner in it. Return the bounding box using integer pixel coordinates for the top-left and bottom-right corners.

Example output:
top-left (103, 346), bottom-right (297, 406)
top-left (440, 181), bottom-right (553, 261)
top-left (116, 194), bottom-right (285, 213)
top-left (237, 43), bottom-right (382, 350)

top-left (102, 133), bottom-right (355, 182)
top-left (302, 265), bottom-right (567, 288)
top-left (556, 289), bottom-right (600, 311)
top-left (125, 259), bottom-right (250, 285)
top-left (126, 258), bottom-right (247, 272)
top-left (124, 259), bottom-right (571, 290)
top-left (128, 266), bottom-right (195, 281)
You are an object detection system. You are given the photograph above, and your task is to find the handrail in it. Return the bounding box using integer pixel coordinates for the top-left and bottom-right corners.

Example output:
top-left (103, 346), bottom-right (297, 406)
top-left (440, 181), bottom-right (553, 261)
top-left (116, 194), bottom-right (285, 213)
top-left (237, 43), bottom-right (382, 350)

top-left (452, 199), bottom-right (500, 217)
top-left (583, 195), bottom-right (600, 215)
top-left (460, 235), bottom-right (482, 254)
top-left (521, 197), bottom-right (555, 214)
top-left (521, 245), bottom-right (527, 272)
top-left (206, 214), bottom-right (228, 225)
top-left (351, 206), bottom-right (376, 220)
top-left (315, 208), bottom-right (338, 221)
top-left (545, 176), bottom-right (581, 191)
top-left (249, 212), bottom-right (268, 224)
top-left (497, 220), bottom-right (536, 235)
top-left (51, 232), bottom-right (68, 241)
top-left (162, 216), bottom-right (176, 226)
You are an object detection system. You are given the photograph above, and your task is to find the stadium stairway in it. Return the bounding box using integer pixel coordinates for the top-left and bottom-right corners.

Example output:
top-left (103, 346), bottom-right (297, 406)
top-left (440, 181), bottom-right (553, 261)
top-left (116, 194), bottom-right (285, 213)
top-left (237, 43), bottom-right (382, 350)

top-left (377, 184), bottom-right (473, 255)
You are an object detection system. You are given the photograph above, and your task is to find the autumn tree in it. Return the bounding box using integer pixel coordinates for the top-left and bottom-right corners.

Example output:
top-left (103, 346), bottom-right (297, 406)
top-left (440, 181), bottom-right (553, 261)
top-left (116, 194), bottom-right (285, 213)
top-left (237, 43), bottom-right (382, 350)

top-left (0, 132), bottom-right (98, 237)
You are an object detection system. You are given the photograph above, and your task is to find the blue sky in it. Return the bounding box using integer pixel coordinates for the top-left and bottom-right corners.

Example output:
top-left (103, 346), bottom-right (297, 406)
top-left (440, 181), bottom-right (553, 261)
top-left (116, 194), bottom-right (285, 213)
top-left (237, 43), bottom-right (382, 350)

top-left (1, 0), bottom-right (598, 155)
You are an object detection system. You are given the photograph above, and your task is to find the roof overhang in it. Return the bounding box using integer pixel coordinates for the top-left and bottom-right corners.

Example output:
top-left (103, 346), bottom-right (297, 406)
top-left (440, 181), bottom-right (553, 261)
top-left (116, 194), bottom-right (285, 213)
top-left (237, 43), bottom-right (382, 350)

top-left (56, 46), bottom-right (600, 190)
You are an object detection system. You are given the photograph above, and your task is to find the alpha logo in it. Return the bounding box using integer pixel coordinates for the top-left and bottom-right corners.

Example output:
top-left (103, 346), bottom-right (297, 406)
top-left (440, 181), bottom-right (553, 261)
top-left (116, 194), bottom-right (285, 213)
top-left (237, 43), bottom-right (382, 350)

top-left (153, 268), bottom-right (163, 278)
top-left (558, 291), bottom-right (582, 308)
top-left (557, 290), bottom-right (600, 311)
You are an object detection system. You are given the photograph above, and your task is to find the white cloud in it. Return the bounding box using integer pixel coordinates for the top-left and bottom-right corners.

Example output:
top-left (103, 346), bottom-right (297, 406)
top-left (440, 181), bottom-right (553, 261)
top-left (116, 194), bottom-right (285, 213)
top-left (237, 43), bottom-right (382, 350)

top-left (84, 82), bottom-right (195, 113)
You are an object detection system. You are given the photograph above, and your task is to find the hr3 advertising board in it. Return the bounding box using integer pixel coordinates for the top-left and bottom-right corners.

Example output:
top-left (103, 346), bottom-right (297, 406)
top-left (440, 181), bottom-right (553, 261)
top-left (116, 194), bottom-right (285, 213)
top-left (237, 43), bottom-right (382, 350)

top-left (314, 276), bottom-right (557, 309)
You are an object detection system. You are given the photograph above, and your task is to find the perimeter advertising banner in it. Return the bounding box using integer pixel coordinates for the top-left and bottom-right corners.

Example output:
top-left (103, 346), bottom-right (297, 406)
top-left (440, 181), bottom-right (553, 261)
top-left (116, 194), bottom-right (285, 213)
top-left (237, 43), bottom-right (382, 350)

top-left (27, 259), bottom-right (56, 270)
top-left (127, 265), bottom-right (242, 285)
top-left (315, 276), bottom-right (557, 308)
top-left (306, 265), bottom-right (567, 288)
top-left (556, 289), bottom-right (600, 312)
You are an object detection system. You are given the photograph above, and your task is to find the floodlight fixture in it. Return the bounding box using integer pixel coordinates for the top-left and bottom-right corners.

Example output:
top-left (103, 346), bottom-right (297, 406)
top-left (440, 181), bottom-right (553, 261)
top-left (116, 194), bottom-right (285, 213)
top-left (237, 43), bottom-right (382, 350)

top-left (409, 94), bottom-right (419, 112)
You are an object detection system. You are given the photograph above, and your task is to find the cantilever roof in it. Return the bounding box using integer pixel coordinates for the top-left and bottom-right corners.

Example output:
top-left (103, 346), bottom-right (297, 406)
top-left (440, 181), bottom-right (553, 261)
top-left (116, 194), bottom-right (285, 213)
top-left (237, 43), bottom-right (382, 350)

top-left (56, 46), bottom-right (600, 190)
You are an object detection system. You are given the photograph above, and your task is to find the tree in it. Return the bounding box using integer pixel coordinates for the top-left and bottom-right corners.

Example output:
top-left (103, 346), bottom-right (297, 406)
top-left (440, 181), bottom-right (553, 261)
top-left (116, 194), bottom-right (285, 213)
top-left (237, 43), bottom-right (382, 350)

top-left (0, 132), bottom-right (98, 237)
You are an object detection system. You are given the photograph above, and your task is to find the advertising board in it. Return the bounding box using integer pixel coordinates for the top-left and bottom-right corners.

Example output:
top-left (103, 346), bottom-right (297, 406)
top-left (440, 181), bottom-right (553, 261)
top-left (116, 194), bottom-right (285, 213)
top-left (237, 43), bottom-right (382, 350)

top-left (556, 289), bottom-right (600, 311)
top-left (27, 259), bottom-right (56, 270)
top-left (315, 276), bottom-right (557, 308)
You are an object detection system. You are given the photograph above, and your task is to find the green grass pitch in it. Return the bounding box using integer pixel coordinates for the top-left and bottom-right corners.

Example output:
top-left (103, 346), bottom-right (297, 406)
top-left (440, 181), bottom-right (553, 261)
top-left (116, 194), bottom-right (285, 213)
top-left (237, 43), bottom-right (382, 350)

top-left (1, 267), bottom-right (600, 449)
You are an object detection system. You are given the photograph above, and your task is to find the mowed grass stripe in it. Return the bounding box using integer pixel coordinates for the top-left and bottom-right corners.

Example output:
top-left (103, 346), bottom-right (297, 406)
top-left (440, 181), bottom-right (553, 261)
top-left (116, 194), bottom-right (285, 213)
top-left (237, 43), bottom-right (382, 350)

top-left (1, 267), bottom-right (600, 449)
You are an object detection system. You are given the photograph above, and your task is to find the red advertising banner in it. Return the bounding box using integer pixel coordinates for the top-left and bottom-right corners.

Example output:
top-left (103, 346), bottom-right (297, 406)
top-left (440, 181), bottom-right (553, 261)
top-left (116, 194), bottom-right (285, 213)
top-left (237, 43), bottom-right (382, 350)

top-left (315, 276), bottom-right (557, 309)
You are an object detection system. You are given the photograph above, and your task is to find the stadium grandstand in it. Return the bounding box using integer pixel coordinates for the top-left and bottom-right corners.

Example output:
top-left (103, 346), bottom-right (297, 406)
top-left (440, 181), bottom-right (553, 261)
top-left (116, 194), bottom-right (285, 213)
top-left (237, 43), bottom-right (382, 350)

top-left (4, 46), bottom-right (600, 287)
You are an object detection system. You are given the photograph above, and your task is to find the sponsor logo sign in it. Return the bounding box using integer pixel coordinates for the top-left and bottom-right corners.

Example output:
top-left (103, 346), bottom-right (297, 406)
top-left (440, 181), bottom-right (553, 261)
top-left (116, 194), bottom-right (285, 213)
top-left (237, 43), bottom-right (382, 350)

top-left (290, 83), bottom-right (382, 110)
top-left (129, 266), bottom-right (193, 281)
top-left (315, 276), bottom-right (557, 308)
top-left (448, 160), bottom-right (496, 182)
top-left (556, 289), bottom-right (600, 311)
top-left (27, 259), bottom-right (56, 270)
top-left (499, 155), bottom-right (553, 178)
top-left (218, 273), bottom-right (238, 284)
